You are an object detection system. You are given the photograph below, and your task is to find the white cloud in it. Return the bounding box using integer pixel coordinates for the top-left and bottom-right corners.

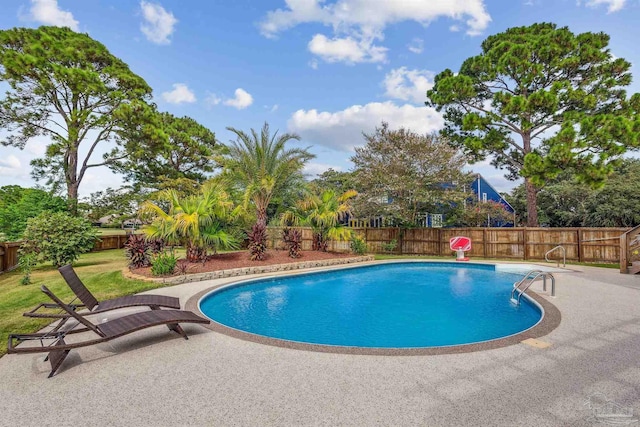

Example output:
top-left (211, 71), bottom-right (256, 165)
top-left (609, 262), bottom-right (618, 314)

top-left (25, 138), bottom-right (48, 157)
top-left (205, 93), bottom-right (221, 107)
top-left (28, 0), bottom-right (79, 31)
top-left (261, 1), bottom-right (491, 38)
top-left (449, 24), bottom-right (461, 32)
top-left (223, 88), bottom-right (254, 110)
top-left (578, 0), bottom-right (627, 12)
top-left (0, 155), bottom-right (22, 176)
top-left (260, 1), bottom-right (490, 65)
top-left (161, 83), bottom-right (196, 104)
top-left (383, 67), bottom-right (435, 104)
top-left (407, 38), bottom-right (424, 54)
top-left (140, 1), bottom-right (177, 44)
top-left (309, 58), bottom-right (319, 69)
top-left (303, 162), bottom-right (343, 178)
top-left (288, 101), bottom-right (444, 152)
top-left (81, 170), bottom-right (125, 196)
top-left (308, 34), bottom-right (387, 64)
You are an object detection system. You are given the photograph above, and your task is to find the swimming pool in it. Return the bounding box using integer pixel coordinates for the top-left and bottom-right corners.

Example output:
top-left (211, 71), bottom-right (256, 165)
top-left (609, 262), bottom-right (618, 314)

top-left (198, 262), bottom-right (543, 348)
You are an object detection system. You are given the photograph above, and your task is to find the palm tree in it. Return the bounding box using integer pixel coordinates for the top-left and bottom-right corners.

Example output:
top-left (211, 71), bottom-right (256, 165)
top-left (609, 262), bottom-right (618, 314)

top-left (139, 181), bottom-right (239, 262)
top-left (222, 122), bottom-right (315, 228)
top-left (281, 189), bottom-right (357, 251)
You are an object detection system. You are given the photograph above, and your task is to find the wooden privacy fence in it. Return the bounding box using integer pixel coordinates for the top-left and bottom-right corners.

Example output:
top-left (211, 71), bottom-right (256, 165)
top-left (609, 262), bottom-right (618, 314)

top-left (268, 227), bottom-right (629, 264)
top-left (0, 234), bottom-right (131, 274)
top-left (2, 228), bottom-right (630, 273)
top-left (0, 241), bottom-right (21, 273)
top-left (91, 234), bottom-right (131, 252)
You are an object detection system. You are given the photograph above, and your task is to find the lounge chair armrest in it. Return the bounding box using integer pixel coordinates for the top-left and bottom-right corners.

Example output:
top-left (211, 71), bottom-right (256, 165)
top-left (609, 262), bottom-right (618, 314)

top-left (7, 332), bottom-right (66, 353)
top-left (23, 302), bottom-right (86, 318)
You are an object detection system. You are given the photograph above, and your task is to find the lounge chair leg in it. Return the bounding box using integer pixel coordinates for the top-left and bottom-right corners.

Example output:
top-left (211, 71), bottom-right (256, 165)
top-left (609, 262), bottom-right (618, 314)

top-left (167, 323), bottom-right (188, 340)
top-left (47, 338), bottom-right (70, 378)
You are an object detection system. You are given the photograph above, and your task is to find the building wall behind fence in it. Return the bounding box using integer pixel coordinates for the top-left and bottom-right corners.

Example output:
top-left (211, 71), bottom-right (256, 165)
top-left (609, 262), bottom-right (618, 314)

top-left (268, 227), bottom-right (628, 263)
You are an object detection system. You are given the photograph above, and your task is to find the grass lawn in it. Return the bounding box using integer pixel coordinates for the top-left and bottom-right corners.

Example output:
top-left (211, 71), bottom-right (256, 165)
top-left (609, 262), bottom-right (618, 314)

top-left (0, 249), bottom-right (172, 357)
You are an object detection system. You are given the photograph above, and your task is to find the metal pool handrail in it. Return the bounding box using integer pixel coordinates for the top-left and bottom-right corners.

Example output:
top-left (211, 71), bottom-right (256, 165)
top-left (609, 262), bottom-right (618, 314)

top-left (510, 270), bottom-right (555, 305)
top-left (545, 245), bottom-right (566, 268)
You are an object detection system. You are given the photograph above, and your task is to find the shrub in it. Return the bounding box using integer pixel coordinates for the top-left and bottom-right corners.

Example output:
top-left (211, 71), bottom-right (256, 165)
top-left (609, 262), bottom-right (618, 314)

top-left (248, 223), bottom-right (267, 261)
top-left (20, 212), bottom-right (98, 267)
top-left (312, 233), bottom-right (329, 252)
top-left (124, 234), bottom-right (151, 268)
top-left (151, 250), bottom-right (178, 276)
top-left (175, 258), bottom-right (190, 275)
top-left (282, 228), bottom-right (302, 258)
top-left (148, 238), bottom-right (165, 254)
top-left (350, 235), bottom-right (367, 255)
top-left (124, 235), bottom-right (165, 268)
top-left (381, 239), bottom-right (397, 253)
top-left (18, 251), bottom-right (37, 285)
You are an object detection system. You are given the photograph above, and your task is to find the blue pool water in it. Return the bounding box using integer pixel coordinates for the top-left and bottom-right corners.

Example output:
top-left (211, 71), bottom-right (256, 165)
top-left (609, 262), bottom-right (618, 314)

top-left (199, 262), bottom-right (542, 348)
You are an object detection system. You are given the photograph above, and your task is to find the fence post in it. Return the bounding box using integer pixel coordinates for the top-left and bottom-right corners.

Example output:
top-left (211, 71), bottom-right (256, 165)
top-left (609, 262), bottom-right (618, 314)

top-left (1, 242), bottom-right (7, 273)
top-left (620, 233), bottom-right (628, 274)
top-left (577, 229), bottom-right (583, 263)
top-left (483, 228), bottom-right (487, 259)
top-left (522, 228), bottom-right (528, 260)
top-left (437, 228), bottom-right (442, 256)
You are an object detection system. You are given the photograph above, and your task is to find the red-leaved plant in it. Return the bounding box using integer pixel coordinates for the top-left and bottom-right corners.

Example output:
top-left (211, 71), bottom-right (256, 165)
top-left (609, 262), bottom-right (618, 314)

top-left (247, 223), bottom-right (267, 261)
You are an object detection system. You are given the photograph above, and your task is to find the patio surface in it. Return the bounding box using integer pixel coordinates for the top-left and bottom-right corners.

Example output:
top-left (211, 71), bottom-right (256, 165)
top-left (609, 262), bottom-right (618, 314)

top-left (1, 261), bottom-right (639, 426)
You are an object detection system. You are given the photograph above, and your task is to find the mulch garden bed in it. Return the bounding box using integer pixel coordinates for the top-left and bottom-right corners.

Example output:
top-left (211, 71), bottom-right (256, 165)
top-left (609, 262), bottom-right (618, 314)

top-left (132, 249), bottom-right (355, 278)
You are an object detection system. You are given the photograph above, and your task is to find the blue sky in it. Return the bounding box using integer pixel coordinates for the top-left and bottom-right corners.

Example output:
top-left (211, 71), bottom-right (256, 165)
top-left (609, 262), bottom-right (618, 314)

top-left (0, 0), bottom-right (639, 197)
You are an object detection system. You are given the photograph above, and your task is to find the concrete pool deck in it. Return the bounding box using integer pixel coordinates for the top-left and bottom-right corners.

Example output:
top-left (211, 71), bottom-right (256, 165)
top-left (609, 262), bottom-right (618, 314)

top-left (1, 261), bottom-right (639, 426)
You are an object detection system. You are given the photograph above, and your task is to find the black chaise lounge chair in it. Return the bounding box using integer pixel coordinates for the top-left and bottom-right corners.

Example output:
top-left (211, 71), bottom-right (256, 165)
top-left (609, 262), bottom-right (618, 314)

top-left (24, 264), bottom-right (180, 321)
top-left (8, 285), bottom-right (210, 378)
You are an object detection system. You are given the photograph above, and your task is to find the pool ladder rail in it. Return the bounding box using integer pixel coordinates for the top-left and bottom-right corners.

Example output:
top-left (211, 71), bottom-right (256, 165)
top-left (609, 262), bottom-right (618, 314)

top-left (510, 270), bottom-right (555, 306)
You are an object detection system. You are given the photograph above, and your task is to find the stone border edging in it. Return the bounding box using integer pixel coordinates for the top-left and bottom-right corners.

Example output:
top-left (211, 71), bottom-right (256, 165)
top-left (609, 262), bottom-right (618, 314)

top-left (123, 255), bottom-right (375, 285)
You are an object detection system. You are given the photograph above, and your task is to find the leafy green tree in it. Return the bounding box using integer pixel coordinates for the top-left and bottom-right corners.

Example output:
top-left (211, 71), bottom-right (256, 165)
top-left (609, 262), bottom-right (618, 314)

top-left (117, 112), bottom-right (218, 191)
top-left (507, 159), bottom-right (640, 227)
top-left (427, 23), bottom-right (640, 227)
top-left (0, 185), bottom-right (67, 240)
top-left (140, 181), bottom-right (239, 262)
top-left (351, 122), bottom-right (470, 227)
top-left (451, 200), bottom-right (513, 227)
top-left (281, 189), bottom-right (356, 251)
top-left (266, 172), bottom-right (308, 225)
top-left (309, 169), bottom-right (359, 194)
top-left (0, 26), bottom-right (154, 212)
top-left (585, 160), bottom-right (640, 227)
top-left (221, 122), bottom-right (314, 227)
top-left (83, 186), bottom-right (145, 224)
top-left (20, 211), bottom-right (98, 267)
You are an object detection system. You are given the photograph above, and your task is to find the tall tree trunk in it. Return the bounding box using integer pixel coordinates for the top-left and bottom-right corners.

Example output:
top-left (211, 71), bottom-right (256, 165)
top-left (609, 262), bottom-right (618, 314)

top-left (521, 132), bottom-right (538, 227)
top-left (256, 206), bottom-right (267, 228)
top-left (67, 182), bottom-right (79, 216)
top-left (66, 147), bottom-right (79, 216)
top-left (255, 196), bottom-right (268, 228)
top-left (525, 178), bottom-right (539, 227)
